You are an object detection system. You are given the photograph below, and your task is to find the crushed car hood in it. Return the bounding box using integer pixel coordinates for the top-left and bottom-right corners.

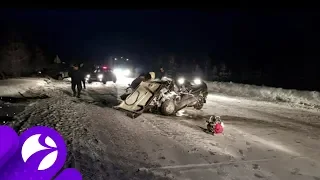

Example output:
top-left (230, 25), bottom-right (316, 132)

top-left (114, 81), bottom-right (164, 114)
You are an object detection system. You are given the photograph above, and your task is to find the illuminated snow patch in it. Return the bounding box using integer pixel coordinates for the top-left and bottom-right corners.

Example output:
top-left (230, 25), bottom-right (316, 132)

top-left (207, 94), bottom-right (239, 102)
top-left (233, 128), bottom-right (300, 156)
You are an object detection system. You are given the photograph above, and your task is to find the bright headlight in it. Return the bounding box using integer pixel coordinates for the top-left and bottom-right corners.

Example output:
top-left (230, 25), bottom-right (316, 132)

top-left (113, 68), bottom-right (122, 75)
top-left (114, 68), bottom-right (130, 77)
top-left (177, 77), bottom-right (185, 84)
top-left (123, 69), bottom-right (131, 76)
top-left (98, 74), bottom-right (103, 79)
top-left (194, 78), bottom-right (201, 85)
top-left (86, 74), bottom-right (90, 78)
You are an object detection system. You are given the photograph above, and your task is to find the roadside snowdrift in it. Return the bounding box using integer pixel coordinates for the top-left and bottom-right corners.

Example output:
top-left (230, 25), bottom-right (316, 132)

top-left (207, 81), bottom-right (320, 108)
top-left (0, 78), bottom-right (49, 96)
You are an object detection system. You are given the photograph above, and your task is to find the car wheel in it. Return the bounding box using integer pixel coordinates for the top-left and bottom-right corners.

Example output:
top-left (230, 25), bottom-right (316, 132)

top-left (88, 80), bottom-right (92, 84)
top-left (160, 99), bottom-right (176, 116)
top-left (102, 80), bottom-right (107, 84)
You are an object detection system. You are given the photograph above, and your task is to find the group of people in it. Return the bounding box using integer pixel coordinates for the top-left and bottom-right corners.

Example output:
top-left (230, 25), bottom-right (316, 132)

top-left (69, 64), bottom-right (86, 98)
top-left (69, 65), bottom-right (167, 99)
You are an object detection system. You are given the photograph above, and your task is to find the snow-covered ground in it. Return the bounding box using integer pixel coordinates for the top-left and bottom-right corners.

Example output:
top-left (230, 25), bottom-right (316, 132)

top-left (206, 81), bottom-right (320, 109)
top-left (0, 78), bottom-right (49, 96)
top-left (1, 78), bottom-right (320, 180)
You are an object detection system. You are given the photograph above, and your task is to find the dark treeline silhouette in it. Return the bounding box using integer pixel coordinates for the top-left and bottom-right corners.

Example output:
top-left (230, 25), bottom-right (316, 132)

top-left (0, 26), bottom-right (55, 78)
top-left (132, 11), bottom-right (320, 92)
top-left (1, 26), bottom-right (319, 91)
top-left (1, 10), bottom-right (319, 91)
top-left (148, 11), bottom-right (320, 92)
top-left (207, 11), bottom-right (320, 91)
top-left (143, 48), bottom-right (319, 92)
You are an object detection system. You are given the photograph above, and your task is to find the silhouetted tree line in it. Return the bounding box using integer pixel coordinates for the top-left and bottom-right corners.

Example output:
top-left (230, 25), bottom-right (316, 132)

top-left (0, 30), bottom-right (53, 79)
top-left (211, 11), bottom-right (320, 91)
top-left (149, 12), bottom-right (320, 91)
top-left (149, 51), bottom-right (319, 91)
top-left (149, 53), bottom-right (231, 80)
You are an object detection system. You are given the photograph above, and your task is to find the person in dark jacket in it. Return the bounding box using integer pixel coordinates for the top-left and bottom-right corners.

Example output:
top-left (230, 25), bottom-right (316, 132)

top-left (131, 73), bottom-right (152, 89)
top-left (156, 67), bottom-right (166, 80)
top-left (131, 73), bottom-right (145, 90)
top-left (79, 63), bottom-right (86, 89)
top-left (69, 64), bottom-right (83, 98)
top-left (120, 73), bottom-right (152, 100)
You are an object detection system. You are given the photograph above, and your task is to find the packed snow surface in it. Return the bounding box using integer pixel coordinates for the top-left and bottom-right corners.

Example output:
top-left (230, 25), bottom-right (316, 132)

top-left (207, 81), bottom-right (320, 109)
top-left (0, 77), bottom-right (320, 180)
top-left (1, 77), bottom-right (320, 109)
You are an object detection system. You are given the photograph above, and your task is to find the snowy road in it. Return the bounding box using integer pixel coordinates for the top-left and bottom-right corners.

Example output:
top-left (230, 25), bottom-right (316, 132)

top-left (1, 78), bottom-right (320, 180)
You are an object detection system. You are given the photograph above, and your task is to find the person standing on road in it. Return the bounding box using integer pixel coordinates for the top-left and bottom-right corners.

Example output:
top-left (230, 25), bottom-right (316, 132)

top-left (156, 67), bottom-right (167, 80)
top-left (79, 63), bottom-right (86, 89)
top-left (69, 64), bottom-right (83, 98)
top-left (130, 73), bottom-right (146, 90)
top-left (120, 73), bottom-right (152, 100)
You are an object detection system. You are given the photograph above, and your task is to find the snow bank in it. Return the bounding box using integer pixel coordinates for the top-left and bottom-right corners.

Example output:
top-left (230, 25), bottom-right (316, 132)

top-left (0, 78), bottom-right (49, 96)
top-left (206, 81), bottom-right (320, 108)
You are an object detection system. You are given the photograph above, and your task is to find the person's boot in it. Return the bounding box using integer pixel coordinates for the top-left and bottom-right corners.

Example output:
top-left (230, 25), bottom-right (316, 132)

top-left (77, 93), bottom-right (80, 98)
top-left (73, 92), bottom-right (76, 97)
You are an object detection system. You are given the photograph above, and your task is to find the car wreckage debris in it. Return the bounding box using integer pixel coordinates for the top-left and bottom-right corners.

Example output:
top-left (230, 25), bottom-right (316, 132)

top-left (206, 115), bottom-right (224, 135)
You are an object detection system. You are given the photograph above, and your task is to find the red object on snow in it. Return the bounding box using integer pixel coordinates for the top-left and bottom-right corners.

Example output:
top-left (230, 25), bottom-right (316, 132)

top-left (214, 123), bottom-right (224, 134)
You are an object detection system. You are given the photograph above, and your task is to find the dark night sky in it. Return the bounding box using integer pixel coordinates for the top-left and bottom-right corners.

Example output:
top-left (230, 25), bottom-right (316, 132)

top-left (0, 9), bottom-right (319, 67)
top-left (0, 9), bottom-right (235, 61)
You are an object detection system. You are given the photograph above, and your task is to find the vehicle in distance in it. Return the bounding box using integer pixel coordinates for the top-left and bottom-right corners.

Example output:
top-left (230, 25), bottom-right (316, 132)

top-left (86, 66), bottom-right (117, 84)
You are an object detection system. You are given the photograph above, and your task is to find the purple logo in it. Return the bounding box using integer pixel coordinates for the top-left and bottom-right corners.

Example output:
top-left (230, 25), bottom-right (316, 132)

top-left (0, 125), bottom-right (82, 180)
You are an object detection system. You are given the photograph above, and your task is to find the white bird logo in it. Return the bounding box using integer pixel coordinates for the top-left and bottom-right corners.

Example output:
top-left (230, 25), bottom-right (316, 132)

top-left (21, 134), bottom-right (58, 170)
